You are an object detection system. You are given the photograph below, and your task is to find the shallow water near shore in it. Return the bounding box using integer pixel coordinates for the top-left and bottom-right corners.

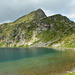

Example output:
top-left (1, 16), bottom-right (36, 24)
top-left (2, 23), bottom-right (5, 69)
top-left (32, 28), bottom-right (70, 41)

top-left (0, 48), bottom-right (75, 75)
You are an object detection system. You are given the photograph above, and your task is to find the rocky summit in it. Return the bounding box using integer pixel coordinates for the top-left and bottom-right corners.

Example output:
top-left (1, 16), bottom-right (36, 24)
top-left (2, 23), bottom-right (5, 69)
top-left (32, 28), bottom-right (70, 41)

top-left (0, 8), bottom-right (75, 48)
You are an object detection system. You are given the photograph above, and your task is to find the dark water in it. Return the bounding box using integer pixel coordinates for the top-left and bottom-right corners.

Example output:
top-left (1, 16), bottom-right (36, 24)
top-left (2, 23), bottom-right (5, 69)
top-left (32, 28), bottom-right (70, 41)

top-left (0, 48), bottom-right (75, 75)
top-left (0, 48), bottom-right (57, 62)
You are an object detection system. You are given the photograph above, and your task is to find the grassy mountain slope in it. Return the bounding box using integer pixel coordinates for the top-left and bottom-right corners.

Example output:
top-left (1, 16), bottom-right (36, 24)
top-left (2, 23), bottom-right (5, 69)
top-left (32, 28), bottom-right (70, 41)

top-left (0, 9), bottom-right (75, 48)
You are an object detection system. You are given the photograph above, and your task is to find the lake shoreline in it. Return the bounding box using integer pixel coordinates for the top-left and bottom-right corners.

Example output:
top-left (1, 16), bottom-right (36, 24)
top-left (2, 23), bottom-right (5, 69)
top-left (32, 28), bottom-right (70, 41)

top-left (47, 47), bottom-right (75, 51)
top-left (1, 46), bottom-right (75, 51)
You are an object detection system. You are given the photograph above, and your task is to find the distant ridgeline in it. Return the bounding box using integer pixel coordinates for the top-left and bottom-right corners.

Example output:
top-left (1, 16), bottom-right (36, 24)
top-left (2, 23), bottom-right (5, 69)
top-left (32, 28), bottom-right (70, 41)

top-left (0, 8), bottom-right (75, 48)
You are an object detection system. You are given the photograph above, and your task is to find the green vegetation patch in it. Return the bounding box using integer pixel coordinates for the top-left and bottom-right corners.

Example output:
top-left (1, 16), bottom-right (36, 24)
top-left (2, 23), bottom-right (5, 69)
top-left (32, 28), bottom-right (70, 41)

top-left (0, 41), bottom-right (6, 47)
top-left (65, 72), bottom-right (75, 75)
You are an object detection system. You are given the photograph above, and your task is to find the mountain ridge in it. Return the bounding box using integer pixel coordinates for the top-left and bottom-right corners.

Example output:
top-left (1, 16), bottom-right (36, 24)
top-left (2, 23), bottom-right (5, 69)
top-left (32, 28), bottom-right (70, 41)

top-left (0, 9), bottom-right (75, 48)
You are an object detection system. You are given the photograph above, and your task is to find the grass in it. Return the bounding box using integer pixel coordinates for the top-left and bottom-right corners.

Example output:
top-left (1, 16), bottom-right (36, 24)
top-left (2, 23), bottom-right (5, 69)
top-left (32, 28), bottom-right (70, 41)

top-left (13, 45), bottom-right (17, 47)
top-left (18, 45), bottom-right (29, 47)
top-left (37, 29), bottom-right (65, 43)
top-left (64, 41), bottom-right (75, 48)
top-left (0, 41), bottom-right (6, 47)
top-left (65, 72), bottom-right (75, 75)
top-left (30, 40), bottom-right (41, 46)
top-left (57, 34), bottom-right (75, 48)
top-left (16, 40), bottom-right (20, 43)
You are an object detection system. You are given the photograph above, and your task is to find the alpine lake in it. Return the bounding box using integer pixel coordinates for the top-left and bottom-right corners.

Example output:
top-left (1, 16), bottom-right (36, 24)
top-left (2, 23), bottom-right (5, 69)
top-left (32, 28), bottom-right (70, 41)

top-left (0, 48), bottom-right (75, 75)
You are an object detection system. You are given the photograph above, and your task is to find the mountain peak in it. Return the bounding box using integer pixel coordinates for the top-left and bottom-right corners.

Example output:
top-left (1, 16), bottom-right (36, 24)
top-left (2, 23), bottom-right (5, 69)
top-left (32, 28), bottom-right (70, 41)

top-left (36, 8), bottom-right (44, 12)
top-left (34, 8), bottom-right (47, 19)
top-left (14, 8), bottom-right (47, 24)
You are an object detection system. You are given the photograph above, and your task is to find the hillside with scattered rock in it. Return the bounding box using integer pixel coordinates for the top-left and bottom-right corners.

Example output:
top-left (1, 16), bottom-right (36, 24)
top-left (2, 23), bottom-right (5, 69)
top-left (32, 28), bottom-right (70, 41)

top-left (0, 9), bottom-right (75, 48)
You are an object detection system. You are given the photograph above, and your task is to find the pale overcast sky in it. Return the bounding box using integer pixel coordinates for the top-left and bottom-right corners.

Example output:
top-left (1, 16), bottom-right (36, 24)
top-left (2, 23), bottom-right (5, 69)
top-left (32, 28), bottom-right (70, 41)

top-left (0, 0), bottom-right (75, 24)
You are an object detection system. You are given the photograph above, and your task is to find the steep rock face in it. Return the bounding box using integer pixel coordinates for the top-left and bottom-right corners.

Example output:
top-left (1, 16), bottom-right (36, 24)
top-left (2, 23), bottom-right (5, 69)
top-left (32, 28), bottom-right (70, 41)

top-left (0, 9), bottom-right (75, 47)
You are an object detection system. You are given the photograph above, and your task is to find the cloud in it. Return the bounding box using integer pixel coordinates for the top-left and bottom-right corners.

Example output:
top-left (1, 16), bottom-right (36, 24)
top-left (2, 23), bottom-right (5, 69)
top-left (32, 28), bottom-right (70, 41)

top-left (42, 9), bottom-right (55, 16)
top-left (0, 0), bottom-right (75, 23)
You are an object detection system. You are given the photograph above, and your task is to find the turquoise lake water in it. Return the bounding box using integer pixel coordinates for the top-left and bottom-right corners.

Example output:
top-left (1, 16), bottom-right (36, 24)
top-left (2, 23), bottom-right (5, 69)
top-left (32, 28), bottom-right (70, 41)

top-left (0, 48), bottom-right (57, 62)
top-left (0, 48), bottom-right (75, 75)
